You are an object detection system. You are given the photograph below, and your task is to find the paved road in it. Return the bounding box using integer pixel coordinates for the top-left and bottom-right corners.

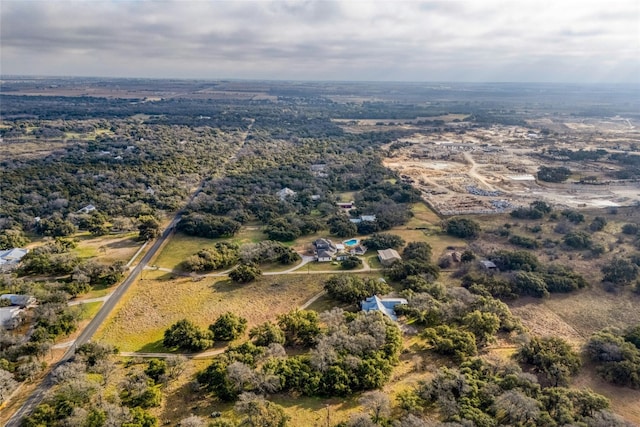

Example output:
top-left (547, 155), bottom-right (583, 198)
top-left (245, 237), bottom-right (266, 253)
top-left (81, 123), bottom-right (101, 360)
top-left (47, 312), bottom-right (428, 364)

top-left (5, 126), bottom-right (257, 423)
top-left (5, 190), bottom-right (200, 426)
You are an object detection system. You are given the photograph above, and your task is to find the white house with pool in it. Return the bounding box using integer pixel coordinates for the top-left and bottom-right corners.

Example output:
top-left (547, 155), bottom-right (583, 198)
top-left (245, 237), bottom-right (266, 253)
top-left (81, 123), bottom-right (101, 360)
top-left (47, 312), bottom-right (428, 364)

top-left (312, 238), bottom-right (367, 262)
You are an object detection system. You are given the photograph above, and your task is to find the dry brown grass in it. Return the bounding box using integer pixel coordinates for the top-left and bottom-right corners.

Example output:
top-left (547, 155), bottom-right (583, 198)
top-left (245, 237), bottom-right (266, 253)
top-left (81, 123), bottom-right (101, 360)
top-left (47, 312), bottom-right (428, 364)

top-left (572, 361), bottom-right (640, 425)
top-left (73, 232), bottom-right (141, 264)
top-left (94, 273), bottom-right (328, 352)
top-left (509, 287), bottom-right (640, 345)
top-left (507, 287), bottom-right (640, 425)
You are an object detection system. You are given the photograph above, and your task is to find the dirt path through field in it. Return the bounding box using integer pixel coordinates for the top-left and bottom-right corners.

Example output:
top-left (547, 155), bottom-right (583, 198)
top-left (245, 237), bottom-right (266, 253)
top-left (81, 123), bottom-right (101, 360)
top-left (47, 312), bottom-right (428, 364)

top-left (463, 152), bottom-right (496, 191)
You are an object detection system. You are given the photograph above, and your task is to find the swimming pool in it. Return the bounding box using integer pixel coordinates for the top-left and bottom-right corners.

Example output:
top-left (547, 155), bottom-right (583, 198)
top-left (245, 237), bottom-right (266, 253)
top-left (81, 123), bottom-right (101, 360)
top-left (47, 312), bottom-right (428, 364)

top-left (343, 239), bottom-right (359, 246)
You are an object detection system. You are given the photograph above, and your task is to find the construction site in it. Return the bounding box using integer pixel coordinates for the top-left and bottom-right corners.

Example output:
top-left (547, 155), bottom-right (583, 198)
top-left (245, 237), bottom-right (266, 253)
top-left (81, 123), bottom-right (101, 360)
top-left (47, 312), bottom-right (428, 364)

top-left (381, 121), bottom-right (640, 216)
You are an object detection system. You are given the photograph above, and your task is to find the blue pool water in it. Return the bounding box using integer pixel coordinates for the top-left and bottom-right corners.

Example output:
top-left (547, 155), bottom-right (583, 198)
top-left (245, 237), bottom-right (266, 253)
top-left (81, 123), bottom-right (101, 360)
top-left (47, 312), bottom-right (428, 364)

top-left (343, 239), bottom-right (359, 246)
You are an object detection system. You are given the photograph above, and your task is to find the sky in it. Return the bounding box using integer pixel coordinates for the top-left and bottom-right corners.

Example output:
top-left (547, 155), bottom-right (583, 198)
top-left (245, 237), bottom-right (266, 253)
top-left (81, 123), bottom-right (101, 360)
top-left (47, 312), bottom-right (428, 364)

top-left (1, 0), bottom-right (639, 83)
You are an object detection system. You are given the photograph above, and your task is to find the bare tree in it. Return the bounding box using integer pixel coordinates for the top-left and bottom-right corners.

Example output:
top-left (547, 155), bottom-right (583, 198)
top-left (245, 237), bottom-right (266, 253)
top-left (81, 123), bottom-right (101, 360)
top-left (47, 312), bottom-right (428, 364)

top-left (166, 355), bottom-right (188, 381)
top-left (178, 415), bottom-right (208, 427)
top-left (227, 361), bottom-right (258, 393)
top-left (235, 392), bottom-right (288, 427)
top-left (347, 413), bottom-right (377, 427)
top-left (51, 361), bottom-right (86, 384)
top-left (359, 390), bottom-right (391, 424)
top-left (0, 368), bottom-right (18, 404)
top-left (493, 390), bottom-right (541, 425)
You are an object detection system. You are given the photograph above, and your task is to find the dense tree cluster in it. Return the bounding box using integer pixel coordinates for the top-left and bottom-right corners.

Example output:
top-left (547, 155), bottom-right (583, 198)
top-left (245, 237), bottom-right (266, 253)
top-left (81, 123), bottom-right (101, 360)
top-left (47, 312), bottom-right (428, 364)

top-left (445, 218), bottom-right (481, 239)
top-left (22, 344), bottom-right (159, 427)
top-left (163, 319), bottom-right (214, 352)
top-left (510, 200), bottom-right (553, 220)
top-left (537, 166), bottom-right (571, 182)
top-left (516, 336), bottom-right (582, 386)
top-left (397, 285), bottom-right (520, 355)
top-left (177, 213), bottom-right (241, 238)
top-left (239, 241), bottom-right (300, 266)
top-left (406, 358), bottom-right (625, 427)
top-left (197, 309), bottom-right (402, 400)
top-left (265, 215), bottom-right (322, 241)
top-left (361, 233), bottom-right (405, 250)
top-left (462, 258), bottom-right (587, 299)
top-left (1, 120), bottom-right (242, 232)
top-left (585, 326), bottom-right (640, 388)
top-left (182, 242), bottom-right (239, 272)
top-left (323, 275), bottom-right (392, 305)
top-left (0, 228), bottom-right (30, 250)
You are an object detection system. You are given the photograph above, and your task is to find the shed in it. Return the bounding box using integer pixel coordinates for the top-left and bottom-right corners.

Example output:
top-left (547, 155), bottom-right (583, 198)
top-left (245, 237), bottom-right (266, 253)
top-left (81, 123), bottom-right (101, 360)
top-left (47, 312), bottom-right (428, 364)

top-left (480, 260), bottom-right (498, 270)
top-left (377, 249), bottom-right (401, 266)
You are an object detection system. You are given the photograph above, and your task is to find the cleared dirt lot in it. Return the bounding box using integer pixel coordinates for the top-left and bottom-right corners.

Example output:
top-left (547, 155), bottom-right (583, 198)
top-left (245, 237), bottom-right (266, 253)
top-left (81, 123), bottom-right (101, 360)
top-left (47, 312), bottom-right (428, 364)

top-left (380, 121), bottom-right (640, 215)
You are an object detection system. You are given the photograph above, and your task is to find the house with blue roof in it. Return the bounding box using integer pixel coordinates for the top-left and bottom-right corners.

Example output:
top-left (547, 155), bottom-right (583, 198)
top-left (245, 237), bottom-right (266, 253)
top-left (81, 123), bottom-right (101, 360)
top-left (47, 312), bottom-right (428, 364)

top-left (360, 295), bottom-right (408, 321)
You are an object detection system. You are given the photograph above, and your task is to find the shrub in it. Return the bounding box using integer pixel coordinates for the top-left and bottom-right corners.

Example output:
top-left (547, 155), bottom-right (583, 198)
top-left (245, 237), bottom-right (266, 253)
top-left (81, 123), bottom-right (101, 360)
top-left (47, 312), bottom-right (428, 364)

top-left (340, 255), bottom-right (363, 270)
top-left (516, 336), bottom-right (581, 386)
top-left (563, 231), bottom-right (592, 249)
top-left (538, 166), bottom-right (571, 182)
top-left (229, 263), bottom-right (261, 283)
top-left (602, 258), bottom-right (639, 286)
top-left (509, 234), bottom-right (539, 249)
top-left (249, 322), bottom-right (285, 346)
top-left (163, 319), bottom-right (214, 352)
top-left (445, 218), bottom-right (480, 239)
top-left (362, 233), bottom-right (405, 250)
top-left (324, 275), bottom-right (391, 305)
top-left (422, 325), bottom-right (477, 361)
top-left (489, 250), bottom-right (540, 272)
top-left (210, 312), bottom-right (248, 341)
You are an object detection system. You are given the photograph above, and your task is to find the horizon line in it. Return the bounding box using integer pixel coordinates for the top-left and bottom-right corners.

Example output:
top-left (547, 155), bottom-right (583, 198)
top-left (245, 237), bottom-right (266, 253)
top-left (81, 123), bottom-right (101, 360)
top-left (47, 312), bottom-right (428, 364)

top-left (2, 74), bottom-right (639, 86)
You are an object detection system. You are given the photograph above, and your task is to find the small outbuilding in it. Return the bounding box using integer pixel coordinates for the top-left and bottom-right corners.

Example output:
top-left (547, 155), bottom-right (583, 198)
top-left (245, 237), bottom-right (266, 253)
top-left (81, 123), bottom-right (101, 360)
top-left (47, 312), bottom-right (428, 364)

top-left (480, 260), bottom-right (498, 270)
top-left (377, 249), bottom-right (401, 266)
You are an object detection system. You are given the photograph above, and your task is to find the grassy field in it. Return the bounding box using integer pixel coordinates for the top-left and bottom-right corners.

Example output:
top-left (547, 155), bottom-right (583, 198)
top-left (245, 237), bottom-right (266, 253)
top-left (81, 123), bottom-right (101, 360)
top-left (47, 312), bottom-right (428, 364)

top-left (153, 228), bottom-right (266, 271)
top-left (152, 233), bottom-right (224, 270)
top-left (77, 301), bottom-right (103, 321)
top-left (94, 272), bottom-right (329, 352)
top-left (304, 260), bottom-right (344, 272)
top-left (72, 231), bottom-right (140, 264)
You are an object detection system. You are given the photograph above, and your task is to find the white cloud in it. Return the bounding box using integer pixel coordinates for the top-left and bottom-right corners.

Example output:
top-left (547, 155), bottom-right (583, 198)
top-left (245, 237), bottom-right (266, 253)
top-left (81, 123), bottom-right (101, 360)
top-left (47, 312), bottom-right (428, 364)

top-left (1, 0), bottom-right (638, 82)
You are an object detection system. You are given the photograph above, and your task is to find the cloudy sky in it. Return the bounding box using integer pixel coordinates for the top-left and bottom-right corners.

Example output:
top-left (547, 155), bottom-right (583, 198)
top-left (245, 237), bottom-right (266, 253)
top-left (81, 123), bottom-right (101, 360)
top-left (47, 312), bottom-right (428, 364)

top-left (1, 0), bottom-right (638, 83)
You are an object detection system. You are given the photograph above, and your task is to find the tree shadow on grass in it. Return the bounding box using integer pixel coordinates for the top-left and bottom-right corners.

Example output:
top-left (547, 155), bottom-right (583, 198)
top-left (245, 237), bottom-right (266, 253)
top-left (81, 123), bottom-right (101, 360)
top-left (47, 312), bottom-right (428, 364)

top-left (270, 394), bottom-right (361, 424)
top-left (137, 339), bottom-right (169, 353)
top-left (159, 381), bottom-right (235, 425)
top-left (209, 278), bottom-right (243, 293)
